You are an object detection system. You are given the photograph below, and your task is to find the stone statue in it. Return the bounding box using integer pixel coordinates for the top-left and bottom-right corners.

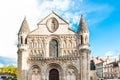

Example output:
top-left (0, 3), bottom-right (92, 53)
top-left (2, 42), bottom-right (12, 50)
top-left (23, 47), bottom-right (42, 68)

top-left (32, 68), bottom-right (41, 80)
top-left (46, 17), bottom-right (58, 33)
top-left (67, 69), bottom-right (76, 80)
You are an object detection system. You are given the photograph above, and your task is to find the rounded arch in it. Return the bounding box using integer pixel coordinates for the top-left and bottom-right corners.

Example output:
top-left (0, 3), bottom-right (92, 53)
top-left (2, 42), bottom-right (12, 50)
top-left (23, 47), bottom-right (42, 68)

top-left (66, 65), bottom-right (78, 73)
top-left (66, 65), bottom-right (79, 80)
top-left (45, 63), bottom-right (63, 80)
top-left (28, 62), bottom-right (42, 72)
top-left (46, 35), bottom-right (61, 57)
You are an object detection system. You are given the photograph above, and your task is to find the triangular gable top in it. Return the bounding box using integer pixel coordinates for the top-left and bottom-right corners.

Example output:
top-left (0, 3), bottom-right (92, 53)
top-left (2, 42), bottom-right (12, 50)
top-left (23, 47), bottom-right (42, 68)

top-left (37, 11), bottom-right (68, 25)
top-left (29, 11), bottom-right (75, 35)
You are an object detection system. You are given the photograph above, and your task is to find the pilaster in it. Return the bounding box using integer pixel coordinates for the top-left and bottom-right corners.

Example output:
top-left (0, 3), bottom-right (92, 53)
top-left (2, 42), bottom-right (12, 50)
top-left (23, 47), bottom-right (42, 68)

top-left (80, 49), bottom-right (90, 80)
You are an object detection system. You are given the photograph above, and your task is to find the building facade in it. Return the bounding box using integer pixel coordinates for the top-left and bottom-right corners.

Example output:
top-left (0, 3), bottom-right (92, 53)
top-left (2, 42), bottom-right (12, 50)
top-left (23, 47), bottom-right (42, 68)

top-left (92, 56), bottom-right (120, 80)
top-left (17, 12), bottom-right (90, 80)
top-left (0, 73), bottom-right (13, 80)
top-left (103, 60), bottom-right (120, 79)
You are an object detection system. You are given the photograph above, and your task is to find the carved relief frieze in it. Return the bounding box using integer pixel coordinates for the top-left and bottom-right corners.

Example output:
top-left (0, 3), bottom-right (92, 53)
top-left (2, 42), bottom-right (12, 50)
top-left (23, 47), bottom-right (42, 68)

top-left (28, 36), bottom-right (47, 49)
top-left (27, 34), bottom-right (78, 57)
top-left (27, 36), bottom-right (47, 57)
top-left (59, 35), bottom-right (77, 57)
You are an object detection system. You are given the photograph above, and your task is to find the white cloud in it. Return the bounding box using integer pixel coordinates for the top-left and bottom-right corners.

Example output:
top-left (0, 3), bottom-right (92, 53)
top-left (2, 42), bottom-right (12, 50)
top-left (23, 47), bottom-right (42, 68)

top-left (105, 51), bottom-right (120, 60)
top-left (105, 51), bottom-right (114, 57)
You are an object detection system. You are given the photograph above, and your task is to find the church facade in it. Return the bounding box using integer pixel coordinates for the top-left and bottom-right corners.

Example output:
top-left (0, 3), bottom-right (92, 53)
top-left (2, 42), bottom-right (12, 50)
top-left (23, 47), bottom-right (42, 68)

top-left (17, 11), bottom-right (90, 80)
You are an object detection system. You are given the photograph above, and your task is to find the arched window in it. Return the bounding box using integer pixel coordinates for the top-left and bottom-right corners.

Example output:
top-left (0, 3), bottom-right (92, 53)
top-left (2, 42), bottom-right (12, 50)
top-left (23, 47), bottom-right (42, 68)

top-left (25, 38), bottom-right (27, 44)
top-left (85, 35), bottom-right (88, 44)
top-left (80, 35), bottom-right (83, 44)
top-left (49, 39), bottom-right (58, 57)
top-left (21, 36), bottom-right (23, 44)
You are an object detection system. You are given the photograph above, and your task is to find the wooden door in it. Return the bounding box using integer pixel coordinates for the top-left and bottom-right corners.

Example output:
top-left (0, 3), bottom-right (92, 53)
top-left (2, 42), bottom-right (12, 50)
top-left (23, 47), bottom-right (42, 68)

top-left (49, 69), bottom-right (59, 80)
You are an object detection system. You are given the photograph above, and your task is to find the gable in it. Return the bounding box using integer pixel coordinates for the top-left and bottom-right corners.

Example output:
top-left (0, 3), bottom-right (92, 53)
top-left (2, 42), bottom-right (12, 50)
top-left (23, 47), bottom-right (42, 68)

top-left (37, 11), bottom-right (68, 25)
top-left (29, 11), bottom-right (75, 35)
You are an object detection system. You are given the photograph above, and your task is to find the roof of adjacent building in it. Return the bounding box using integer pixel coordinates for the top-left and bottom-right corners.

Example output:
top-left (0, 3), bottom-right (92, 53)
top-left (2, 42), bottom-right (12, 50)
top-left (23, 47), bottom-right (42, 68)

top-left (91, 57), bottom-right (105, 64)
top-left (106, 61), bottom-right (118, 67)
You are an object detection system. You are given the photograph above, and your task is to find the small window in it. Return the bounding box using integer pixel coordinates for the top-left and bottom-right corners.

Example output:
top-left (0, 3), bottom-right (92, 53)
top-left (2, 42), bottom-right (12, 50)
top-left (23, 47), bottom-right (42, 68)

top-left (21, 36), bottom-right (23, 44)
top-left (81, 35), bottom-right (83, 44)
top-left (25, 38), bottom-right (27, 44)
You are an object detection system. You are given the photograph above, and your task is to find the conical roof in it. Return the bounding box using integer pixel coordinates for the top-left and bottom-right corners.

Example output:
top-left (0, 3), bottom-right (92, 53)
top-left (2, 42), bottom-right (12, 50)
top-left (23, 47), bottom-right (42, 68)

top-left (78, 15), bottom-right (88, 34)
top-left (18, 17), bottom-right (30, 35)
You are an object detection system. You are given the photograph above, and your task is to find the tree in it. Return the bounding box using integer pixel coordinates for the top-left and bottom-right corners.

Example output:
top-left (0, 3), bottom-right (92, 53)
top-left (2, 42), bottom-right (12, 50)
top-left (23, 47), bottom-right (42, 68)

top-left (0, 65), bottom-right (17, 79)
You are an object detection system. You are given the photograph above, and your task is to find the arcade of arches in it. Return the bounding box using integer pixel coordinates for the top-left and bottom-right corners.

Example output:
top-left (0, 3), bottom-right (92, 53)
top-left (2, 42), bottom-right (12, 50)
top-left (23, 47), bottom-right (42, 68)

top-left (28, 64), bottom-right (78, 80)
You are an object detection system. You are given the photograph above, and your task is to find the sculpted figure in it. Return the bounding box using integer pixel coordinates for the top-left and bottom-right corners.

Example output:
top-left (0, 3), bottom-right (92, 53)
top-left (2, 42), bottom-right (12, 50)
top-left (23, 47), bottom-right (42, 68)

top-left (46, 17), bottom-right (58, 32)
top-left (67, 69), bottom-right (76, 80)
top-left (32, 68), bottom-right (41, 80)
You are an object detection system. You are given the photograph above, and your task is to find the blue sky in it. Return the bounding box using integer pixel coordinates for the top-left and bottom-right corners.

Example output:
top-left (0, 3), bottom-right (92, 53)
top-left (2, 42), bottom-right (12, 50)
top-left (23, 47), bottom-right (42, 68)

top-left (0, 0), bottom-right (120, 66)
top-left (86, 0), bottom-right (120, 58)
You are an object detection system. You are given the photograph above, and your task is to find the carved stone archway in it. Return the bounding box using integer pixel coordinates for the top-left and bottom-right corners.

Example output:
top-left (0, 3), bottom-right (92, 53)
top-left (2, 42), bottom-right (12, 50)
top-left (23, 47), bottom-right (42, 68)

top-left (66, 65), bottom-right (78, 80)
top-left (46, 63), bottom-right (63, 80)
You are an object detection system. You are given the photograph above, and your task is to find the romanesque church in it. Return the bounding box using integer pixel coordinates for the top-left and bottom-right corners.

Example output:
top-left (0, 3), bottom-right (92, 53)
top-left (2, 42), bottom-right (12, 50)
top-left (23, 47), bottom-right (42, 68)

top-left (17, 11), bottom-right (90, 80)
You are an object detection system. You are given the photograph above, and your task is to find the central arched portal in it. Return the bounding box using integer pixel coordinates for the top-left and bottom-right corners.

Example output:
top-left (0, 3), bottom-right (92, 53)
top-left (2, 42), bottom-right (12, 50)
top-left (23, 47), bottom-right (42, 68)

top-left (49, 69), bottom-right (59, 80)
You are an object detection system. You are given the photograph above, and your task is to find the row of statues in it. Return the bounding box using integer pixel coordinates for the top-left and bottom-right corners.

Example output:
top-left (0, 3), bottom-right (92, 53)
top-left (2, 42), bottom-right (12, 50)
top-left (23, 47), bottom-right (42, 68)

top-left (28, 36), bottom-right (77, 57)
top-left (28, 36), bottom-right (77, 49)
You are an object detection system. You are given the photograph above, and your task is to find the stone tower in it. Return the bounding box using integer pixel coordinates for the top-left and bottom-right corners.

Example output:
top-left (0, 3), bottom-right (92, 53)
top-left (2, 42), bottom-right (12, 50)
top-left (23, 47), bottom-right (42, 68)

top-left (17, 12), bottom-right (90, 80)
top-left (77, 15), bottom-right (90, 80)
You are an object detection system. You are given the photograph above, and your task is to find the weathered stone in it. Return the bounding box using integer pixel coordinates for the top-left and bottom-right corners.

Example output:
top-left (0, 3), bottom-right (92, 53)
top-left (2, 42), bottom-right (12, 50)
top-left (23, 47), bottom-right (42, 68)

top-left (17, 11), bottom-right (90, 80)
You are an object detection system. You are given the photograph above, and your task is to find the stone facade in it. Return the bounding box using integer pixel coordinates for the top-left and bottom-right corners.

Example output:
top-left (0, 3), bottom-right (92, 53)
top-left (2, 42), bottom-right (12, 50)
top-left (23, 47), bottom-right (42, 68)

top-left (17, 11), bottom-right (90, 80)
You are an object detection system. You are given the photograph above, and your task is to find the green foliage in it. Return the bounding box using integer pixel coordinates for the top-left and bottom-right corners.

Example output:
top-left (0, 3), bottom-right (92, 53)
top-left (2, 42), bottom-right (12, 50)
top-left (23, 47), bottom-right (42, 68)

top-left (0, 65), bottom-right (17, 79)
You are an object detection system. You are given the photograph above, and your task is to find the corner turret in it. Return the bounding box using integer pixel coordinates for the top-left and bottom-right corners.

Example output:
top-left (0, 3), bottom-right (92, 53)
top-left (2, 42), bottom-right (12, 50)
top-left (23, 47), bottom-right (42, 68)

top-left (78, 15), bottom-right (88, 34)
top-left (77, 15), bottom-right (89, 49)
top-left (17, 17), bottom-right (30, 80)
top-left (18, 17), bottom-right (30, 46)
top-left (78, 15), bottom-right (90, 80)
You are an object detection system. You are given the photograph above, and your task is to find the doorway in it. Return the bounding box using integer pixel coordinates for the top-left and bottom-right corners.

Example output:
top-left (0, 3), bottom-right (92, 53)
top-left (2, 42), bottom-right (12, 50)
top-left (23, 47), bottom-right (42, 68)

top-left (49, 69), bottom-right (59, 80)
